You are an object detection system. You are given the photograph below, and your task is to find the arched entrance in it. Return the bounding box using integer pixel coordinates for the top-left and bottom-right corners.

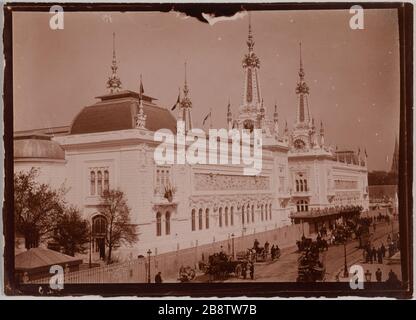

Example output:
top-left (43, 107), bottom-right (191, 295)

top-left (92, 215), bottom-right (107, 260)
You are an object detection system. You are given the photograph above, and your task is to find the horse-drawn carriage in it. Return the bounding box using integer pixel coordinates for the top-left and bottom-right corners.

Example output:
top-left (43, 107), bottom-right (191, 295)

top-left (297, 237), bottom-right (328, 252)
top-left (199, 252), bottom-right (249, 281)
top-left (296, 251), bottom-right (326, 282)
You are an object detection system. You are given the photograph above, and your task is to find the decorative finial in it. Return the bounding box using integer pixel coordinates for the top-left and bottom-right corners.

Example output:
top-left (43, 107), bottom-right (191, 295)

top-left (180, 61), bottom-right (192, 110)
top-left (298, 41), bottom-right (305, 80)
top-left (135, 99), bottom-right (147, 129)
top-left (139, 73), bottom-right (144, 97)
top-left (107, 32), bottom-right (122, 93)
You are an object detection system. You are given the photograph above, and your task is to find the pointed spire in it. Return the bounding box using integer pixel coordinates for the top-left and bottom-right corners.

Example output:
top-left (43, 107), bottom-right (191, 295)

top-left (227, 98), bottom-right (232, 126)
top-left (247, 12), bottom-right (255, 52)
top-left (295, 41), bottom-right (310, 125)
top-left (180, 61), bottom-right (193, 132)
top-left (107, 32), bottom-right (122, 93)
top-left (139, 74), bottom-right (144, 97)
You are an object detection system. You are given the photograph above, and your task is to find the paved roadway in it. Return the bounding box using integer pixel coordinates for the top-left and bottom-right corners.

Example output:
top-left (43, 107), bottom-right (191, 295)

top-left (223, 220), bottom-right (400, 283)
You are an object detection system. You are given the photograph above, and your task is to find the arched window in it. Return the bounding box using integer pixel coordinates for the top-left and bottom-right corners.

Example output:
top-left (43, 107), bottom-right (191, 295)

top-left (230, 207), bottom-right (234, 226)
top-left (269, 204), bottom-right (272, 220)
top-left (219, 208), bottom-right (223, 227)
top-left (251, 205), bottom-right (255, 223)
top-left (156, 212), bottom-right (162, 236)
top-left (165, 211), bottom-right (171, 235)
top-left (97, 171), bottom-right (103, 195)
top-left (225, 207), bottom-right (229, 227)
top-left (299, 180), bottom-right (304, 192)
top-left (198, 209), bottom-right (203, 230)
top-left (295, 180), bottom-right (299, 192)
top-left (191, 209), bottom-right (196, 231)
top-left (205, 209), bottom-right (210, 229)
top-left (104, 170), bottom-right (109, 192)
top-left (261, 205), bottom-right (264, 221)
top-left (92, 215), bottom-right (106, 236)
top-left (90, 171), bottom-right (96, 195)
top-left (304, 179), bottom-right (308, 191)
top-left (246, 205), bottom-right (250, 224)
top-left (242, 206), bottom-right (245, 225)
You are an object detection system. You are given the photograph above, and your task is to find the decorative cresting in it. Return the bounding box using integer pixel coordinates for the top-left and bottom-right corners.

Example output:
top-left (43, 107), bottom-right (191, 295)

top-left (295, 42), bottom-right (310, 126)
top-left (241, 13), bottom-right (261, 109)
top-left (107, 32), bottom-right (122, 93)
top-left (180, 62), bottom-right (193, 132)
top-left (194, 173), bottom-right (270, 191)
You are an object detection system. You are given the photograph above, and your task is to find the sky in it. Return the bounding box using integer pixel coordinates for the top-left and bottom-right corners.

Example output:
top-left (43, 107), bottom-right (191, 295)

top-left (12, 9), bottom-right (400, 171)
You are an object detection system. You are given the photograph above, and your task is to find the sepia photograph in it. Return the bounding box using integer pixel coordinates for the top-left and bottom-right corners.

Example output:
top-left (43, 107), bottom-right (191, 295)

top-left (2, 2), bottom-right (413, 299)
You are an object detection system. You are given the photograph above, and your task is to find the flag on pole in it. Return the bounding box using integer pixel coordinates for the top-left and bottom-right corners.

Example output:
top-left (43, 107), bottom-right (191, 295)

top-left (171, 88), bottom-right (181, 111)
top-left (202, 111), bottom-right (211, 126)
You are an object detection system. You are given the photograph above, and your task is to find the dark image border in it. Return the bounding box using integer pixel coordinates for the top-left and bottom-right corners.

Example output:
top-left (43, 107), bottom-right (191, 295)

top-left (2, 1), bottom-right (413, 298)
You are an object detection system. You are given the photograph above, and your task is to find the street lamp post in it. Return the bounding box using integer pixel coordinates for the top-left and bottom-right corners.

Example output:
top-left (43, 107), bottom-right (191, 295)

top-left (343, 235), bottom-right (349, 278)
top-left (231, 233), bottom-right (235, 260)
top-left (147, 249), bottom-right (152, 283)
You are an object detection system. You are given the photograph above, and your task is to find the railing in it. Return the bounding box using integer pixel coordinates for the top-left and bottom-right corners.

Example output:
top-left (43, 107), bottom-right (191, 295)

top-left (28, 259), bottom-right (147, 284)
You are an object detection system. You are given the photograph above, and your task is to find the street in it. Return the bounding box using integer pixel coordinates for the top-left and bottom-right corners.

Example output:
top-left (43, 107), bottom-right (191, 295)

top-left (223, 220), bottom-right (400, 283)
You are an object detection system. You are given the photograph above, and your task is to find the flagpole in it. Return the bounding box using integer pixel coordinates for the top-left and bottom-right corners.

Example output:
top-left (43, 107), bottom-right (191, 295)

top-left (209, 108), bottom-right (212, 129)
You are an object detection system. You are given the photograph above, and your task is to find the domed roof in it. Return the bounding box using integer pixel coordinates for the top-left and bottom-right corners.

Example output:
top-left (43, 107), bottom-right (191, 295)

top-left (14, 135), bottom-right (65, 160)
top-left (70, 90), bottom-right (177, 135)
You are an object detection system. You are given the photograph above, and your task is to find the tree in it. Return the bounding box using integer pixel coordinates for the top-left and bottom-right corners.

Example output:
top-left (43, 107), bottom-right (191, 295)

top-left (52, 206), bottom-right (90, 256)
top-left (14, 168), bottom-right (66, 249)
top-left (99, 189), bottom-right (138, 263)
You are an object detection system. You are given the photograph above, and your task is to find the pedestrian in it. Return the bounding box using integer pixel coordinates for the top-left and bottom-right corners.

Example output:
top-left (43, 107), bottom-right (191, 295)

top-left (363, 249), bottom-right (367, 263)
top-left (381, 243), bottom-right (386, 258)
top-left (365, 269), bottom-right (372, 282)
top-left (377, 248), bottom-right (383, 264)
top-left (372, 247), bottom-right (377, 263)
top-left (373, 223), bottom-right (376, 232)
top-left (249, 262), bottom-right (254, 280)
top-left (155, 272), bottom-right (163, 283)
top-left (376, 268), bottom-right (382, 282)
top-left (271, 245), bottom-right (275, 260)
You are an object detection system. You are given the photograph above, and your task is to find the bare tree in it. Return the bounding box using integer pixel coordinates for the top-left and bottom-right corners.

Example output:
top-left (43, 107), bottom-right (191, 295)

top-left (99, 189), bottom-right (138, 263)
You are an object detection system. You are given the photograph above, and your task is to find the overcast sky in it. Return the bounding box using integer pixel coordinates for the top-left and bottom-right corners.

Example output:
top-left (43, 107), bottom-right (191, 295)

top-left (13, 9), bottom-right (400, 171)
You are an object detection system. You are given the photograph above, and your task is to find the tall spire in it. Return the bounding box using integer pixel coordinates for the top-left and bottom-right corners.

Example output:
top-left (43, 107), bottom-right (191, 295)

top-left (295, 42), bottom-right (310, 125)
top-left (236, 12), bottom-right (263, 130)
top-left (107, 32), bottom-right (122, 93)
top-left (391, 136), bottom-right (399, 174)
top-left (273, 103), bottom-right (279, 136)
top-left (180, 61), bottom-right (193, 132)
top-left (227, 98), bottom-right (233, 130)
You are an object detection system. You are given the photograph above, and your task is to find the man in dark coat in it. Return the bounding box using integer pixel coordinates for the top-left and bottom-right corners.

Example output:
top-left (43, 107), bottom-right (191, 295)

top-left (375, 268), bottom-right (382, 282)
top-left (372, 247), bottom-right (377, 263)
top-left (380, 243), bottom-right (386, 258)
top-left (377, 248), bottom-right (383, 264)
top-left (155, 272), bottom-right (163, 283)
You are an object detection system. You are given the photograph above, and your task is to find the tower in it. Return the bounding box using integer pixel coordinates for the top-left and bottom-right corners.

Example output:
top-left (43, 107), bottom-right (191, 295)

top-left (236, 14), bottom-right (264, 131)
top-left (106, 32), bottom-right (122, 93)
top-left (391, 136), bottom-right (399, 175)
top-left (291, 43), bottom-right (316, 151)
top-left (179, 62), bottom-right (193, 132)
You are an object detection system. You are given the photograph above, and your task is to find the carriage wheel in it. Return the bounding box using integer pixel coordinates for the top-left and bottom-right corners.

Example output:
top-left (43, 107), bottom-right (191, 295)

top-left (235, 264), bottom-right (242, 278)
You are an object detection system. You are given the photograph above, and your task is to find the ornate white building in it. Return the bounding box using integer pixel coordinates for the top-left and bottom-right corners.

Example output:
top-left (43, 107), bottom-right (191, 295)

top-left (287, 44), bottom-right (369, 234)
top-left (14, 19), bottom-right (368, 260)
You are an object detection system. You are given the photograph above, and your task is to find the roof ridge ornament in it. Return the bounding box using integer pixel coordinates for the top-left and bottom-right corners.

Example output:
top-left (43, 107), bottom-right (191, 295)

top-left (107, 32), bottom-right (122, 93)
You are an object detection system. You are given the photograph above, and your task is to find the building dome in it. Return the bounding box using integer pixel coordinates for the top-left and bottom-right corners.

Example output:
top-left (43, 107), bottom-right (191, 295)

top-left (70, 90), bottom-right (177, 135)
top-left (14, 135), bottom-right (65, 160)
